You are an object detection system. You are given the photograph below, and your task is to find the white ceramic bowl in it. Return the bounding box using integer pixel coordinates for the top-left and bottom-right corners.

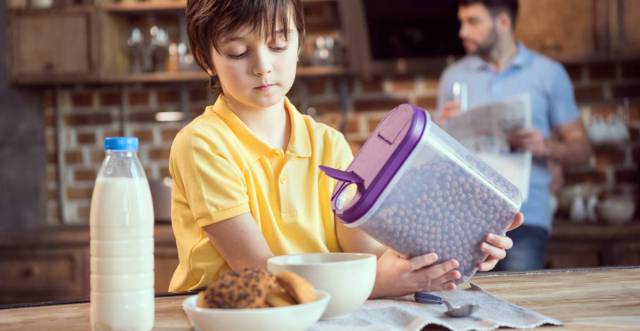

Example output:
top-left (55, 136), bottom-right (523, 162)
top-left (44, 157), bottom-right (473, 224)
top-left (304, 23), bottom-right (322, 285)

top-left (267, 253), bottom-right (376, 319)
top-left (182, 290), bottom-right (330, 331)
top-left (597, 196), bottom-right (636, 224)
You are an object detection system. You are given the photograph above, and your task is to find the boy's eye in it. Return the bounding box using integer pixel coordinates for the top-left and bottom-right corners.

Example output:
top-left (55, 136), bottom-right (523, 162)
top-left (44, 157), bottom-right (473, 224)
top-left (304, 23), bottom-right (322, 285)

top-left (269, 40), bottom-right (289, 52)
top-left (222, 43), bottom-right (248, 59)
top-left (270, 44), bottom-right (288, 52)
top-left (227, 51), bottom-right (248, 59)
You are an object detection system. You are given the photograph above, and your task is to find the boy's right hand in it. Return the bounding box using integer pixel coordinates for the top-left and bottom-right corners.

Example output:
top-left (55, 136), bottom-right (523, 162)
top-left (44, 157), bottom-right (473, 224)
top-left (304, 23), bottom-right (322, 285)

top-left (369, 249), bottom-right (460, 299)
top-left (437, 101), bottom-right (461, 126)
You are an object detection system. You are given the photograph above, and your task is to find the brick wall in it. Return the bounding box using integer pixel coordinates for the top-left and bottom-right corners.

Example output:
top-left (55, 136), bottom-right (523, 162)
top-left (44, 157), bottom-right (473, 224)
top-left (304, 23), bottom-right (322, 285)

top-left (43, 60), bottom-right (640, 224)
top-left (562, 62), bottom-right (640, 196)
top-left (44, 85), bottom-right (213, 223)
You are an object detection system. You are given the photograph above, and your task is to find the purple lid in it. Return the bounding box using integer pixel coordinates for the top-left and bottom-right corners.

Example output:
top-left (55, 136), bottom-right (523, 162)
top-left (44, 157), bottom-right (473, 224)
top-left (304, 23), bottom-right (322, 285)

top-left (320, 104), bottom-right (427, 223)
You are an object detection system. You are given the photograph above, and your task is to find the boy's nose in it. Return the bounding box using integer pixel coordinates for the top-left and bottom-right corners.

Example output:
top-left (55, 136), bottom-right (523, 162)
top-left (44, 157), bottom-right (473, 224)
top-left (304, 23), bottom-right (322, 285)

top-left (253, 48), bottom-right (274, 76)
top-left (254, 65), bottom-right (273, 76)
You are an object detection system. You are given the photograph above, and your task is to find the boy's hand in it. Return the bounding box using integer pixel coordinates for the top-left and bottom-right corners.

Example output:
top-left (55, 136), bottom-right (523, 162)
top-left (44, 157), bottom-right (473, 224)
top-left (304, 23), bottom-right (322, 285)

top-left (369, 213), bottom-right (524, 298)
top-left (370, 249), bottom-right (461, 299)
top-left (478, 212), bottom-right (524, 271)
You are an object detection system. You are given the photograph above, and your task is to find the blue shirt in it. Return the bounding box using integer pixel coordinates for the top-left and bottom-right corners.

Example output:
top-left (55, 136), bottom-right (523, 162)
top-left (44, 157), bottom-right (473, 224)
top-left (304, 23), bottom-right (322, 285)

top-left (436, 43), bottom-right (579, 232)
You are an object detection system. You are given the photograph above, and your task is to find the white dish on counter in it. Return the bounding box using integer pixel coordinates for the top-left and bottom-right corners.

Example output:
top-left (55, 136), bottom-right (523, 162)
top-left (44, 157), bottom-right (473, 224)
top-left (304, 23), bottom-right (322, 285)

top-left (182, 290), bottom-right (330, 331)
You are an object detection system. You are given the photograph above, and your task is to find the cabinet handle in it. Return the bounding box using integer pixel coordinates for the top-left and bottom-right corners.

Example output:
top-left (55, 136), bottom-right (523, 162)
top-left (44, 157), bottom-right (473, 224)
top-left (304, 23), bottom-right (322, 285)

top-left (43, 62), bottom-right (54, 72)
top-left (542, 39), bottom-right (563, 53)
top-left (21, 265), bottom-right (40, 278)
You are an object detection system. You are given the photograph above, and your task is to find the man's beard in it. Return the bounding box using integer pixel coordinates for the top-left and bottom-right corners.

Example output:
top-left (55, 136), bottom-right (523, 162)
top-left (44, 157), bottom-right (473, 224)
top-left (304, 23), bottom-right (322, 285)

top-left (468, 26), bottom-right (499, 57)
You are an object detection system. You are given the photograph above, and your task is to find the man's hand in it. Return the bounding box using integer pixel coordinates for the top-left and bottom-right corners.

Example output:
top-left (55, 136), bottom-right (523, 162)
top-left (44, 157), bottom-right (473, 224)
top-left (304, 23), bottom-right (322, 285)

top-left (478, 212), bottom-right (524, 271)
top-left (437, 101), bottom-right (461, 126)
top-left (508, 128), bottom-right (548, 158)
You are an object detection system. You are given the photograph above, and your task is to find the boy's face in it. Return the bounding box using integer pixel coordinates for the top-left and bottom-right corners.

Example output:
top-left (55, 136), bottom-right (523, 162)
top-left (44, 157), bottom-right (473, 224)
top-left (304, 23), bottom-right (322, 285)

top-left (210, 17), bottom-right (299, 111)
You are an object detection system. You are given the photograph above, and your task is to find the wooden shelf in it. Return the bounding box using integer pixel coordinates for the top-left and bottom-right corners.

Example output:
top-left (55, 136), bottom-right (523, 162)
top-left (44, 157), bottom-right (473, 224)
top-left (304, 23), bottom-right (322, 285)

top-left (5, 5), bottom-right (95, 14)
top-left (298, 65), bottom-right (348, 77)
top-left (100, 0), bottom-right (333, 13)
top-left (100, 66), bottom-right (348, 83)
top-left (100, 71), bottom-right (206, 84)
top-left (12, 74), bottom-right (101, 86)
top-left (101, 1), bottom-right (186, 13)
top-left (11, 66), bottom-right (348, 85)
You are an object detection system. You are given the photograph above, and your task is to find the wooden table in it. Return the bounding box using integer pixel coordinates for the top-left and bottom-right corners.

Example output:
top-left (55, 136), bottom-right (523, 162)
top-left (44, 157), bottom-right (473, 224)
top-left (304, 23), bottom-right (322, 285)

top-left (1, 267), bottom-right (638, 330)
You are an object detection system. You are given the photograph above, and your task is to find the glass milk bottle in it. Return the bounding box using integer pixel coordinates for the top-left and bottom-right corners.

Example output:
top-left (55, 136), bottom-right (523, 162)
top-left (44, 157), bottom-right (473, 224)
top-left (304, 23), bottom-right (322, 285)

top-left (90, 137), bottom-right (154, 331)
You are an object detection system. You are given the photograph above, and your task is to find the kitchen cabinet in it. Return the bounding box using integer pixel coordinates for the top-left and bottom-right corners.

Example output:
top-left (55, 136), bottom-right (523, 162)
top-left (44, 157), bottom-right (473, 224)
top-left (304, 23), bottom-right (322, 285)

top-left (0, 225), bottom-right (179, 305)
top-left (4, 0), bottom-right (348, 85)
top-left (610, 0), bottom-right (640, 58)
top-left (0, 248), bottom-right (88, 304)
top-left (517, 0), bottom-right (640, 63)
top-left (546, 220), bottom-right (640, 268)
top-left (516, 0), bottom-right (607, 62)
top-left (546, 242), bottom-right (600, 268)
top-left (6, 7), bottom-right (98, 83)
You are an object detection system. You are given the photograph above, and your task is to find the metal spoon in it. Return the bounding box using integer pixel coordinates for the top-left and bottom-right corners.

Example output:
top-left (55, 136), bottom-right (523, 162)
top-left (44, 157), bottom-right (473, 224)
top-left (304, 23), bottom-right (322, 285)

top-left (414, 292), bottom-right (479, 318)
top-left (443, 300), bottom-right (479, 318)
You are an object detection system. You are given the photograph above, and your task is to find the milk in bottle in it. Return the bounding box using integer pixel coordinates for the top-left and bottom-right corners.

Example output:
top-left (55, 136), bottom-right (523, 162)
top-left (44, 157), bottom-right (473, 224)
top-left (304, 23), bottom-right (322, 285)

top-left (90, 137), bottom-right (154, 331)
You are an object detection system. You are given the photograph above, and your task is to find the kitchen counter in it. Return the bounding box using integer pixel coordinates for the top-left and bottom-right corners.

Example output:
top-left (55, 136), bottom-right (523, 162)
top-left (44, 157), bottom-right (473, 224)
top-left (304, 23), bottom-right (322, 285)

top-left (1, 222), bottom-right (638, 305)
top-left (1, 267), bottom-right (638, 330)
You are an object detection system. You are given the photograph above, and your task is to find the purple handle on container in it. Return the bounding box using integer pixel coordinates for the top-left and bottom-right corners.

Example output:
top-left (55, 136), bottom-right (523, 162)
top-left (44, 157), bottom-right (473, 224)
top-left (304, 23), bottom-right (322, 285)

top-left (319, 166), bottom-right (365, 194)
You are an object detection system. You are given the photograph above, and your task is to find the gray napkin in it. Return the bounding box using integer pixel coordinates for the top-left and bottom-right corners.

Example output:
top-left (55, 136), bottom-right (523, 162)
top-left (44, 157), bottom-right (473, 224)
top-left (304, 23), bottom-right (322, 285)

top-left (310, 284), bottom-right (561, 331)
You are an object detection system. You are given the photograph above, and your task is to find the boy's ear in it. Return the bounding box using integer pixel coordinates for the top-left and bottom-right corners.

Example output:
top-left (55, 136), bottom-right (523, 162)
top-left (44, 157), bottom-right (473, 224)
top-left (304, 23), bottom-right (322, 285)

top-left (193, 49), bottom-right (216, 76)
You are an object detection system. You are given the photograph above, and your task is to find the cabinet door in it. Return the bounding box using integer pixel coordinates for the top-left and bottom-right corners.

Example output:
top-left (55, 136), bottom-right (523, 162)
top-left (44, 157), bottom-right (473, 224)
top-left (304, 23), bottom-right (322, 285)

top-left (155, 245), bottom-right (179, 294)
top-left (516, 0), bottom-right (603, 62)
top-left (603, 241), bottom-right (640, 266)
top-left (546, 241), bottom-right (600, 268)
top-left (612, 0), bottom-right (640, 58)
top-left (0, 248), bottom-right (87, 305)
top-left (8, 10), bottom-right (92, 79)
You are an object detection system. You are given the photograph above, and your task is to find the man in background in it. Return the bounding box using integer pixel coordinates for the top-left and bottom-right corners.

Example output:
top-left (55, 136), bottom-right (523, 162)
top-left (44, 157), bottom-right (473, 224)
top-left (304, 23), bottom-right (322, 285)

top-left (437, 0), bottom-right (592, 271)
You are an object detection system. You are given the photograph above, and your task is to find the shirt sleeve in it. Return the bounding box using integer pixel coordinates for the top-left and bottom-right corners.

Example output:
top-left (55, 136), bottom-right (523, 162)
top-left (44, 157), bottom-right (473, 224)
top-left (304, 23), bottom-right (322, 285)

top-left (548, 64), bottom-right (580, 127)
top-left (170, 129), bottom-right (250, 228)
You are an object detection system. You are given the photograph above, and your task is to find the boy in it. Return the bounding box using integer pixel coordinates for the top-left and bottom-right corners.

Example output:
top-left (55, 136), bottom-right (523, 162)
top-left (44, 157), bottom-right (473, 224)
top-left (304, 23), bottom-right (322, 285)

top-left (169, 0), bottom-right (523, 298)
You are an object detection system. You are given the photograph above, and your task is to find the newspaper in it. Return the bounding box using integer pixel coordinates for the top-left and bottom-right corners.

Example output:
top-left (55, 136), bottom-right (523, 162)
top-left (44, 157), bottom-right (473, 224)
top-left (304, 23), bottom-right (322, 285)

top-left (311, 283), bottom-right (561, 331)
top-left (444, 94), bottom-right (532, 201)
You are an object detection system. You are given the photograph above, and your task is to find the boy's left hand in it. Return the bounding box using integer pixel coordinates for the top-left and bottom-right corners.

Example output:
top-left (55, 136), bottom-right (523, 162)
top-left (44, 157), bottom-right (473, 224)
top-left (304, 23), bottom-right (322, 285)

top-left (478, 213), bottom-right (524, 271)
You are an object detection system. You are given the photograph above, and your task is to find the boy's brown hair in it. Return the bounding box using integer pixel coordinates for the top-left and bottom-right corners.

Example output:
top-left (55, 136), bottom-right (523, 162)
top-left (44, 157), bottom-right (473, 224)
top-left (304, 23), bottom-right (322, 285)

top-left (186, 0), bottom-right (305, 93)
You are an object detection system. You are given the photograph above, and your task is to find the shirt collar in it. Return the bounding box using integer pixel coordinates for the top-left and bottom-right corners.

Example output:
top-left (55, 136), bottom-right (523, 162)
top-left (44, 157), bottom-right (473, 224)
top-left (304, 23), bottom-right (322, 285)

top-left (467, 42), bottom-right (531, 72)
top-left (209, 96), bottom-right (311, 160)
top-left (284, 97), bottom-right (312, 158)
top-left (511, 42), bottom-right (530, 68)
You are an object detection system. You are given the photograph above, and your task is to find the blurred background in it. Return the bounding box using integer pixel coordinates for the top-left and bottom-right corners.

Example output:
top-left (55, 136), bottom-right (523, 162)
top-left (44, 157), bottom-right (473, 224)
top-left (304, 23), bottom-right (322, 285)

top-left (0, 0), bottom-right (638, 305)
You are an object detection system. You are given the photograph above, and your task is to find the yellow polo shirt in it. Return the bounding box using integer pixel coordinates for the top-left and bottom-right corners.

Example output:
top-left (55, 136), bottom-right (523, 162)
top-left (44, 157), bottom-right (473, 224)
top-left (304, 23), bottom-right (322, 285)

top-left (168, 96), bottom-right (353, 291)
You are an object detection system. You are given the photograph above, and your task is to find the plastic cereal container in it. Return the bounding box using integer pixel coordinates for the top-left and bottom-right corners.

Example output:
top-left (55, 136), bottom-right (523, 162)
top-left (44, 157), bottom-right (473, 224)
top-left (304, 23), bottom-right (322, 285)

top-left (320, 104), bottom-right (522, 284)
